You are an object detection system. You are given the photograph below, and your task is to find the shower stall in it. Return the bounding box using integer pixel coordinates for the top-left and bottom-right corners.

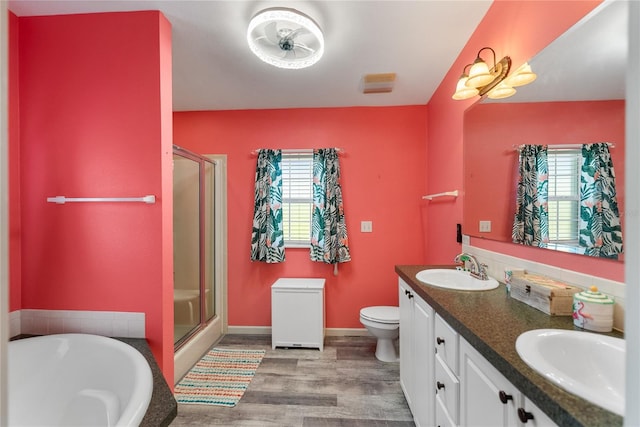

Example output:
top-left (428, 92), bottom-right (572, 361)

top-left (172, 146), bottom-right (226, 353)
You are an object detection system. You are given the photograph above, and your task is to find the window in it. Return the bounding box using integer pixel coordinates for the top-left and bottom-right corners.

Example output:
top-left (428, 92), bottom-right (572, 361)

top-left (281, 151), bottom-right (313, 247)
top-left (546, 149), bottom-right (580, 247)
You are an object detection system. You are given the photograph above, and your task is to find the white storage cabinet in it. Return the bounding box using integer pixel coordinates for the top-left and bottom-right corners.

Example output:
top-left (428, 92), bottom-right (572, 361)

top-left (271, 278), bottom-right (325, 351)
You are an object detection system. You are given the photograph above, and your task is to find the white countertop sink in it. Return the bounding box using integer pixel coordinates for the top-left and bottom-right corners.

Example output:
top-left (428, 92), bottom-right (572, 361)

top-left (414, 268), bottom-right (499, 291)
top-left (516, 329), bottom-right (625, 416)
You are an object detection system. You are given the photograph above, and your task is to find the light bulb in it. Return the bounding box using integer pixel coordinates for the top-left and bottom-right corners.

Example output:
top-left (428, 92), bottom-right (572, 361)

top-left (453, 74), bottom-right (479, 100)
top-left (507, 63), bottom-right (537, 87)
top-left (487, 83), bottom-right (516, 99)
top-left (466, 59), bottom-right (494, 87)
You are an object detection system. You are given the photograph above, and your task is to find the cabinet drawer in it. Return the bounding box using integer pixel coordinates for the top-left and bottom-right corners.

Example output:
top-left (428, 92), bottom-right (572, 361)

top-left (435, 395), bottom-right (457, 427)
top-left (435, 314), bottom-right (459, 375)
top-left (435, 354), bottom-right (459, 424)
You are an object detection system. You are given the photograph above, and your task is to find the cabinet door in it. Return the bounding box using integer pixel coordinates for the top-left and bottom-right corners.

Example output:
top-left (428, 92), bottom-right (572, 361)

top-left (413, 295), bottom-right (434, 427)
top-left (272, 289), bottom-right (323, 349)
top-left (399, 279), bottom-right (414, 407)
top-left (460, 339), bottom-right (519, 427)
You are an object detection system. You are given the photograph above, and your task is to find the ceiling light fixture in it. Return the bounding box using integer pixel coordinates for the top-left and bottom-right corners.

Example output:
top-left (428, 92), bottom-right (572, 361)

top-left (452, 47), bottom-right (536, 100)
top-left (247, 8), bottom-right (324, 70)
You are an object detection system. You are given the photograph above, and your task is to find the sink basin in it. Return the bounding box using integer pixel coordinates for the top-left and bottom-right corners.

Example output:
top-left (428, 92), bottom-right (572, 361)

top-left (415, 269), bottom-right (499, 291)
top-left (516, 329), bottom-right (625, 416)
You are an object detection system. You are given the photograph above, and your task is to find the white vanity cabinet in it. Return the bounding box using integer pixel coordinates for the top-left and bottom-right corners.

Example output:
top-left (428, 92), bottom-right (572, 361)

top-left (460, 338), bottom-right (557, 427)
top-left (399, 278), bottom-right (434, 427)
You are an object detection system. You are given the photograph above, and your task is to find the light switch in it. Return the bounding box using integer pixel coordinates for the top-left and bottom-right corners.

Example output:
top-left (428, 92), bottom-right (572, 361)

top-left (479, 220), bottom-right (492, 233)
top-left (361, 221), bottom-right (373, 233)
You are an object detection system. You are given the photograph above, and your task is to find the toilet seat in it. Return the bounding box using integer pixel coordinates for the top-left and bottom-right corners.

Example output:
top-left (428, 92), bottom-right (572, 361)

top-left (360, 306), bottom-right (399, 324)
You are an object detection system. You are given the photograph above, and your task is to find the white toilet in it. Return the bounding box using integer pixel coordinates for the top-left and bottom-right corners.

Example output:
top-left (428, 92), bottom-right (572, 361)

top-left (360, 306), bottom-right (400, 362)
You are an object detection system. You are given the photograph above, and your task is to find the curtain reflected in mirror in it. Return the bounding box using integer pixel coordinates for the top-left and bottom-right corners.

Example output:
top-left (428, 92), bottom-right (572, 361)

top-left (511, 143), bottom-right (623, 259)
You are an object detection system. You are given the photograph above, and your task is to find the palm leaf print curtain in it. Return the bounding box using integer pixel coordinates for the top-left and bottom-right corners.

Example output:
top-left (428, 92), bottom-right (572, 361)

top-left (250, 149), bottom-right (285, 263)
top-left (512, 145), bottom-right (549, 247)
top-left (579, 143), bottom-right (623, 258)
top-left (310, 149), bottom-right (351, 264)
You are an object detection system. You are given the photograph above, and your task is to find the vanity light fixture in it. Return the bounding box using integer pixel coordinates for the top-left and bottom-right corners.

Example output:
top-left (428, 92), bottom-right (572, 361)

top-left (247, 8), bottom-right (324, 69)
top-left (452, 47), bottom-right (536, 100)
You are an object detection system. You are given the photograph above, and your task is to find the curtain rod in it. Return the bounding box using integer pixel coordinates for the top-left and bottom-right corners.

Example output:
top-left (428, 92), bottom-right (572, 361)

top-left (512, 142), bottom-right (615, 152)
top-left (250, 148), bottom-right (345, 155)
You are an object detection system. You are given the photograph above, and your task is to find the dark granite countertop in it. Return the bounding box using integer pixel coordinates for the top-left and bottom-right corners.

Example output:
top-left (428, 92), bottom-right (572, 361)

top-left (115, 338), bottom-right (177, 427)
top-left (396, 265), bottom-right (623, 427)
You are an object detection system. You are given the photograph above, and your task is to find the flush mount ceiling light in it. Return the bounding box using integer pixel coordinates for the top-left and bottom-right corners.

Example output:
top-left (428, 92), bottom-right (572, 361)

top-left (247, 8), bottom-right (324, 70)
top-left (452, 47), bottom-right (537, 100)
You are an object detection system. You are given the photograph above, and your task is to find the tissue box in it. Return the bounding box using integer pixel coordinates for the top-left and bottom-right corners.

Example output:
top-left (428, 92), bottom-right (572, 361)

top-left (509, 272), bottom-right (581, 316)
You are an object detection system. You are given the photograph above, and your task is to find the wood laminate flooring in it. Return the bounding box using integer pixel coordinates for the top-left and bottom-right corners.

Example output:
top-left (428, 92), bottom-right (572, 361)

top-left (171, 335), bottom-right (415, 426)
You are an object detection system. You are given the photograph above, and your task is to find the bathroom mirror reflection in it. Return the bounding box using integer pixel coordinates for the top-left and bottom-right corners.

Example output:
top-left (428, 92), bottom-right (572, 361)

top-left (462, 1), bottom-right (626, 261)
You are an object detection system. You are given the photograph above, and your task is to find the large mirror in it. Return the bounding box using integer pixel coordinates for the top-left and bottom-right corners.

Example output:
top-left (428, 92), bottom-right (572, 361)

top-left (463, 0), bottom-right (626, 260)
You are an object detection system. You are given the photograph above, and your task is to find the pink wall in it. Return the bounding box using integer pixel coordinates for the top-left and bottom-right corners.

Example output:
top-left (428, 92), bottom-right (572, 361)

top-left (15, 11), bottom-right (174, 383)
top-left (173, 107), bottom-right (427, 328)
top-left (424, 1), bottom-right (624, 281)
top-left (9, 11), bottom-right (21, 311)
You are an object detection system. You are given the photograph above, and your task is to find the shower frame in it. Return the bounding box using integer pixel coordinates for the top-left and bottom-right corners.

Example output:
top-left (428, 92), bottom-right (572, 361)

top-left (172, 145), bottom-right (227, 352)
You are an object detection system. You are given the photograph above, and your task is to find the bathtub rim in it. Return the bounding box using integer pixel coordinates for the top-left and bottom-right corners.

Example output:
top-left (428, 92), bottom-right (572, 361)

top-left (8, 333), bottom-right (153, 427)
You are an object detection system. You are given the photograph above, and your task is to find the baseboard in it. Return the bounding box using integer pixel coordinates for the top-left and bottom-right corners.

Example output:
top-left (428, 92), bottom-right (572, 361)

top-left (325, 328), bottom-right (369, 336)
top-left (227, 326), bottom-right (271, 335)
top-left (226, 325), bottom-right (368, 337)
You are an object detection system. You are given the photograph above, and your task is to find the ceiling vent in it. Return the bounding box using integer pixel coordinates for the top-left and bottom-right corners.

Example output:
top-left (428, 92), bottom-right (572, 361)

top-left (362, 73), bottom-right (396, 94)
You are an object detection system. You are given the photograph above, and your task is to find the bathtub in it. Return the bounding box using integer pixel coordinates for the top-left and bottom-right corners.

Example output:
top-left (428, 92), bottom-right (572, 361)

top-left (8, 334), bottom-right (153, 427)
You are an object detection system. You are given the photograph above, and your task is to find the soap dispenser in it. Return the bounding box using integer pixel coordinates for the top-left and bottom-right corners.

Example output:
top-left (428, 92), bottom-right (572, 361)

top-left (572, 286), bottom-right (614, 332)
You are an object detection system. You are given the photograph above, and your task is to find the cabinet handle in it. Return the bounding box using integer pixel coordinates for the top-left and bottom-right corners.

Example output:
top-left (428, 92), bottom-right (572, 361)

top-left (498, 391), bottom-right (513, 404)
top-left (408, 293), bottom-right (414, 299)
top-left (436, 337), bottom-right (445, 345)
top-left (436, 381), bottom-right (445, 390)
top-left (405, 289), bottom-right (411, 296)
top-left (518, 408), bottom-right (534, 423)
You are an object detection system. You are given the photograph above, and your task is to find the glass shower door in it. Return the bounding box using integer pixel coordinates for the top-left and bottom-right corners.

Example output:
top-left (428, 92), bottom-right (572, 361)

top-left (173, 154), bottom-right (202, 344)
top-left (173, 148), bottom-right (218, 348)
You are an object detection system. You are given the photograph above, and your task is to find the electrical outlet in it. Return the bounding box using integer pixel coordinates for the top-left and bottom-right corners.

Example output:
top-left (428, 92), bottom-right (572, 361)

top-left (361, 221), bottom-right (373, 233)
top-left (479, 220), bottom-right (492, 233)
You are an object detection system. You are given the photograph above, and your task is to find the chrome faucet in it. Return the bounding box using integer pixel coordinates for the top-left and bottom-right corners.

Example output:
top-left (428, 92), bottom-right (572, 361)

top-left (454, 253), bottom-right (489, 280)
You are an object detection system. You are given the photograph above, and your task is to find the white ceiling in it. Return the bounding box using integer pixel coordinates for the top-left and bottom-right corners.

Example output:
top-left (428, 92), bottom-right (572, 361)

top-left (7, 0), bottom-right (492, 111)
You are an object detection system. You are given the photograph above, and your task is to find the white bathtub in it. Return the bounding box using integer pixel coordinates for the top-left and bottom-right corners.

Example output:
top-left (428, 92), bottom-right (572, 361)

top-left (9, 334), bottom-right (153, 427)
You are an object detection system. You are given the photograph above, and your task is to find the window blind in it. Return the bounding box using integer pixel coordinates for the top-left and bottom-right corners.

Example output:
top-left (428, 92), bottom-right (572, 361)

top-left (281, 151), bottom-right (313, 246)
